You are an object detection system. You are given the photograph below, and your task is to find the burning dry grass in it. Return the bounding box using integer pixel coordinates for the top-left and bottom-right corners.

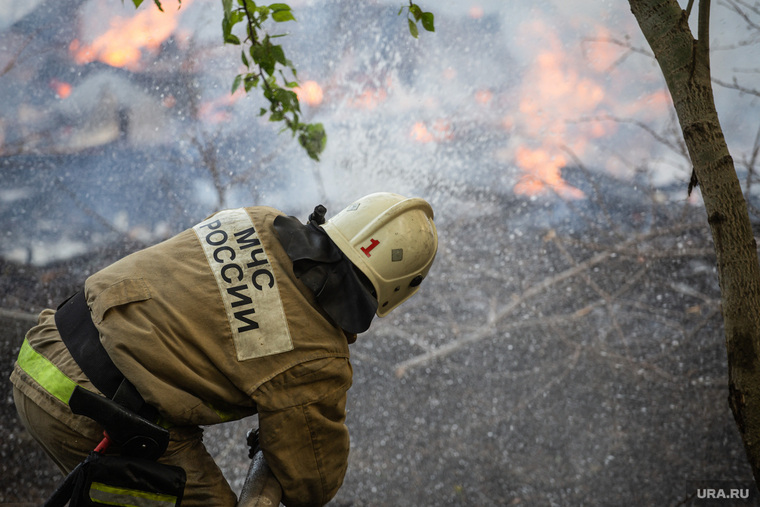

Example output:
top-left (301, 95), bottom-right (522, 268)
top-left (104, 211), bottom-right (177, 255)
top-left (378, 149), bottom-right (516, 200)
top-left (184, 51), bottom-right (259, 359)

top-left (71, 0), bottom-right (189, 72)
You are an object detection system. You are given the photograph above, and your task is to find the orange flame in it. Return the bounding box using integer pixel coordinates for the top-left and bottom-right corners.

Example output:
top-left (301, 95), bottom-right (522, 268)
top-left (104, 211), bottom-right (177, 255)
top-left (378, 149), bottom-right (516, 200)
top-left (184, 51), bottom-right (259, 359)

top-left (513, 146), bottom-right (584, 199)
top-left (410, 122), bottom-right (433, 143)
top-left (199, 88), bottom-right (245, 123)
top-left (475, 89), bottom-right (493, 105)
top-left (469, 6), bottom-right (485, 19)
top-left (295, 80), bottom-right (324, 107)
top-left (410, 119), bottom-right (453, 143)
top-left (71, 0), bottom-right (188, 71)
top-left (507, 18), bottom-right (676, 194)
top-left (508, 19), bottom-right (629, 199)
top-left (350, 87), bottom-right (388, 110)
top-left (50, 79), bottom-right (72, 99)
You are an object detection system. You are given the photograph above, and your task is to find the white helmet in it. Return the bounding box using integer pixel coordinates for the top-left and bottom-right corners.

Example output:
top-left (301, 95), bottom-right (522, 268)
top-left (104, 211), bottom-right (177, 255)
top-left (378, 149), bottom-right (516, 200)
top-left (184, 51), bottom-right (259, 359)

top-left (322, 192), bottom-right (438, 317)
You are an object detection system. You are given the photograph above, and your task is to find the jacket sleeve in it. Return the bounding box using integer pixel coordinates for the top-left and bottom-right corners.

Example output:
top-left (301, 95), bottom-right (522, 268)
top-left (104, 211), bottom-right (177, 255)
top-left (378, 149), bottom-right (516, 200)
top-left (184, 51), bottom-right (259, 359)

top-left (252, 357), bottom-right (353, 507)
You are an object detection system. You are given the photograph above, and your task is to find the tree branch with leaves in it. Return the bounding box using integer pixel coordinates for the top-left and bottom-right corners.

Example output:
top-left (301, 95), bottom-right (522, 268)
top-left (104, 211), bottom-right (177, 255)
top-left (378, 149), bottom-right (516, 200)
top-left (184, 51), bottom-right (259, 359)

top-left (223, 1), bottom-right (325, 160)
top-left (401, 1), bottom-right (435, 39)
top-left (130, 0), bottom-right (433, 162)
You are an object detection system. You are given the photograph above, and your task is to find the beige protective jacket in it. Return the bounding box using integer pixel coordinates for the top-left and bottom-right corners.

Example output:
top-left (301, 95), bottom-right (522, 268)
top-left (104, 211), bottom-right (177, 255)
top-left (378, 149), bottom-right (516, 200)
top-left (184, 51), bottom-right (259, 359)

top-left (79, 207), bottom-right (351, 506)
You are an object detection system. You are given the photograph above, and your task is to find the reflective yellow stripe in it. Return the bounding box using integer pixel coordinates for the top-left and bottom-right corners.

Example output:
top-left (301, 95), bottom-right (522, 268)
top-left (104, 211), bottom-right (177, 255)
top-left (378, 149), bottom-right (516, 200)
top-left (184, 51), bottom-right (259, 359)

top-left (205, 401), bottom-right (237, 423)
top-left (17, 338), bottom-right (174, 429)
top-left (89, 481), bottom-right (177, 506)
top-left (16, 338), bottom-right (77, 405)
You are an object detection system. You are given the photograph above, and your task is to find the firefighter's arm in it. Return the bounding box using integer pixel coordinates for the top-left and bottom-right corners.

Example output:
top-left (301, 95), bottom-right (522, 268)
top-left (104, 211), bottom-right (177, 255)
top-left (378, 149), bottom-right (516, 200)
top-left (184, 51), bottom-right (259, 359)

top-left (252, 357), bottom-right (352, 507)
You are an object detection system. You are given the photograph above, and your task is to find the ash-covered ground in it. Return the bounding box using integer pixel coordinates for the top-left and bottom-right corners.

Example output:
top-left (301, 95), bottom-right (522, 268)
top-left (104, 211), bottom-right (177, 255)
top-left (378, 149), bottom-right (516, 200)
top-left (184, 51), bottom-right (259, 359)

top-left (2, 183), bottom-right (758, 506)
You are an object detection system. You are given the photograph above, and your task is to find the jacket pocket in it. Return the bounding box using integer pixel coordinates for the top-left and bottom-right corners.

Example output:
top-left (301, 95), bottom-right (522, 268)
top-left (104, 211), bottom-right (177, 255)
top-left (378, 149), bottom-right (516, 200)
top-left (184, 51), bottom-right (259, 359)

top-left (88, 278), bottom-right (152, 324)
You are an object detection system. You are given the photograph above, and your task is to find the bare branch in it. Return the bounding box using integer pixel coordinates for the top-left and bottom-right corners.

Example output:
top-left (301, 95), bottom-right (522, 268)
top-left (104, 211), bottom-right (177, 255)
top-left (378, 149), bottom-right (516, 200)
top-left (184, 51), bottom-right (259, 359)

top-left (0, 308), bottom-right (38, 323)
top-left (712, 76), bottom-right (760, 97)
top-left (573, 113), bottom-right (688, 158)
top-left (394, 248), bottom-right (616, 377)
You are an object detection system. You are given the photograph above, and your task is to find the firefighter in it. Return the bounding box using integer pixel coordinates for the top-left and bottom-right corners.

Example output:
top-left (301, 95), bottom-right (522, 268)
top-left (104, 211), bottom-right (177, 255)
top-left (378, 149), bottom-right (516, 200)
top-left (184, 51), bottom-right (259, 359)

top-left (10, 192), bottom-right (438, 507)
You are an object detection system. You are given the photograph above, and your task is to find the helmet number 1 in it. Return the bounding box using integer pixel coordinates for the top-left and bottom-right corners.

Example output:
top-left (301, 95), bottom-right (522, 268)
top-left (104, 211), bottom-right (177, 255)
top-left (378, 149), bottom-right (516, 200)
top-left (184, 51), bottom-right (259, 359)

top-left (361, 238), bottom-right (380, 257)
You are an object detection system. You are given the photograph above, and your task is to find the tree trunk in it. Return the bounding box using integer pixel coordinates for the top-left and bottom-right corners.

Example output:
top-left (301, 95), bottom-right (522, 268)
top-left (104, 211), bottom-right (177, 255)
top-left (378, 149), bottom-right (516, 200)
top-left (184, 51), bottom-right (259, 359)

top-left (629, 0), bottom-right (760, 483)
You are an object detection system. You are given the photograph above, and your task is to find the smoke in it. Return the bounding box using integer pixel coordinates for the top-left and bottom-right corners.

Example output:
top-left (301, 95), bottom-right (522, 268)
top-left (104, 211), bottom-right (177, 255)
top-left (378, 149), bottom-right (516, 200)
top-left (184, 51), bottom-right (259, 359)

top-left (3, 2), bottom-right (759, 505)
top-left (4, 0), bottom-right (760, 262)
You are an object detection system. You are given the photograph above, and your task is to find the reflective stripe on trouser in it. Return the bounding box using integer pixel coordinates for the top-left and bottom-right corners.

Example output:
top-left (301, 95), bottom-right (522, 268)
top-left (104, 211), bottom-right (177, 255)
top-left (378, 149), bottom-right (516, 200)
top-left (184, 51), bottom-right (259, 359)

top-left (16, 336), bottom-right (235, 424)
top-left (16, 337), bottom-right (80, 405)
top-left (89, 481), bottom-right (178, 506)
top-left (12, 328), bottom-right (239, 506)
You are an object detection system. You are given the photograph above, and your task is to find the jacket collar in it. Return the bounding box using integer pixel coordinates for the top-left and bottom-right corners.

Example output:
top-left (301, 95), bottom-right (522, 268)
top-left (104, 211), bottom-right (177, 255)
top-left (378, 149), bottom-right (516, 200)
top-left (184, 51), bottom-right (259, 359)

top-left (273, 214), bottom-right (377, 335)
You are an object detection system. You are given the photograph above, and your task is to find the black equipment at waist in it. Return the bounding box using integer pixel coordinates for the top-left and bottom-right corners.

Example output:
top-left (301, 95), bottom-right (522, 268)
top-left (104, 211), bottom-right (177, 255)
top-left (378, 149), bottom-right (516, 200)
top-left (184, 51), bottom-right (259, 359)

top-left (55, 290), bottom-right (158, 422)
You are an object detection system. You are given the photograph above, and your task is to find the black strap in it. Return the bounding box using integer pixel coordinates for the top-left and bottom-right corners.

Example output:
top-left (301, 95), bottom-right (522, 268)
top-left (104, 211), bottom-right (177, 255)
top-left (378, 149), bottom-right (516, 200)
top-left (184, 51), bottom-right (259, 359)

top-left (69, 386), bottom-right (168, 461)
top-left (56, 291), bottom-right (123, 399)
top-left (55, 291), bottom-right (157, 421)
top-left (45, 451), bottom-right (186, 507)
top-left (43, 458), bottom-right (85, 507)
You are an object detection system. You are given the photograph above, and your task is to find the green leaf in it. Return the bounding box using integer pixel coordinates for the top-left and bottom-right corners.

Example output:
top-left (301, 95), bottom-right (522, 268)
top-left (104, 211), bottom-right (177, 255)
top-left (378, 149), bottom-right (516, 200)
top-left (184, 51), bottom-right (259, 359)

top-left (132, 0), bottom-right (145, 7)
top-left (251, 45), bottom-right (276, 75)
top-left (274, 88), bottom-right (297, 109)
top-left (409, 4), bottom-right (422, 21)
top-left (270, 3), bottom-right (295, 21)
top-left (270, 44), bottom-right (286, 65)
top-left (231, 74), bottom-right (243, 94)
top-left (272, 10), bottom-right (295, 22)
top-left (244, 74), bottom-right (259, 92)
top-left (421, 11), bottom-right (435, 32)
top-left (255, 5), bottom-right (270, 22)
top-left (222, 14), bottom-right (242, 44)
top-left (243, 0), bottom-right (259, 19)
top-left (299, 123), bottom-right (326, 161)
top-left (408, 18), bottom-right (419, 38)
top-left (153, 0), bottom-right (164, 11)
top-left (241, 49), bottom-right (249, 67)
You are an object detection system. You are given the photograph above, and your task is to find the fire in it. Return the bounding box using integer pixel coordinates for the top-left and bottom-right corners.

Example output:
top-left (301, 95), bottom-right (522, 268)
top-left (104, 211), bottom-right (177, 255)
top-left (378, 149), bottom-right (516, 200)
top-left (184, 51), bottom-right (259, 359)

top-left (469, 6), bottom-right (485, 19)
top-left (583, 25), bottom-right (624, 74)
top-left (295, 80), bottom-right (324, 107)
top-left (442, 67), bottom-right (457, 81)
top-left (475, 89), bottom-right (493, 105)
top-left (410, 122), bottom-right (433, 143)
top-left (507, 19), bottom-right (627, 200)
top-left (513, 146), bottom-right (584, 199)
top-left (199, 88), bottom-right (245, 123)
top-left (49, 79), bottom-right (72, 99)
top-left (350, 87), bottom-right (388, 110)
top-left (71, 0), bottom-right (188, 71)
top-left (506, 17), bottom-right (675, 199)
top-left (410, 120), bottom-right (452, 143)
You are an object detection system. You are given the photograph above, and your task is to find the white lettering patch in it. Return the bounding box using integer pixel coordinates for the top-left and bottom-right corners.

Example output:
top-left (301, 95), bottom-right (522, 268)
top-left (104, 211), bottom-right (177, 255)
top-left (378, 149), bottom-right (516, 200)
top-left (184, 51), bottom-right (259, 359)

top-left (193, 209), bottom-right (293, 360)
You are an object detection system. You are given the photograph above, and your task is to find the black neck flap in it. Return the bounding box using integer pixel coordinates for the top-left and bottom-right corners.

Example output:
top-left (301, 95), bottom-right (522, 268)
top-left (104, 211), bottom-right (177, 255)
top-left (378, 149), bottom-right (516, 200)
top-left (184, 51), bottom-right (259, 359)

top-left (273, 214), bottom-right (378, 334)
